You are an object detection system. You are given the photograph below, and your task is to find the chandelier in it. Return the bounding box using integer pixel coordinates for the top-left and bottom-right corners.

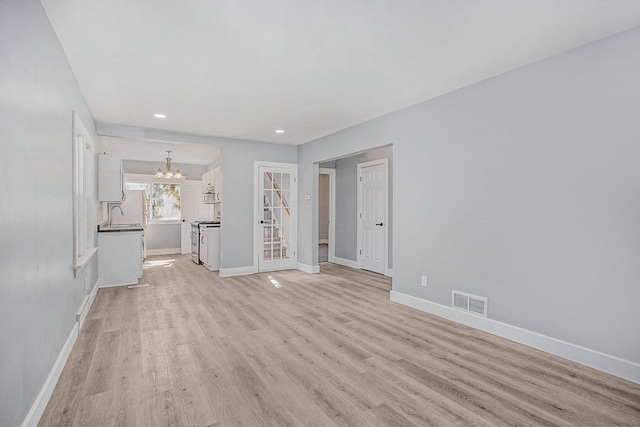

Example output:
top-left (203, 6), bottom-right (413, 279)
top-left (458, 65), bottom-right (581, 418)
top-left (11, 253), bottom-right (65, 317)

top-left (155, 150), bottom-right (185, 179)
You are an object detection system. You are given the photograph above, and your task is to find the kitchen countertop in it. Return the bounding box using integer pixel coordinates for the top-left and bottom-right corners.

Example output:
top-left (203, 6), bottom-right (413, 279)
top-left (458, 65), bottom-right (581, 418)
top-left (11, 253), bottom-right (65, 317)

top-left (98, 223), bottom-right (143, 232)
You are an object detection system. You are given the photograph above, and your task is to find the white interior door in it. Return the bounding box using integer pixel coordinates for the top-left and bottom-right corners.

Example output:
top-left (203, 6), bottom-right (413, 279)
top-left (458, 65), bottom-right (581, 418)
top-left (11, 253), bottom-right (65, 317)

top-left (256, 163), bottom-right (297, 272)
top-left (358, 160), bottom-right (387, 274)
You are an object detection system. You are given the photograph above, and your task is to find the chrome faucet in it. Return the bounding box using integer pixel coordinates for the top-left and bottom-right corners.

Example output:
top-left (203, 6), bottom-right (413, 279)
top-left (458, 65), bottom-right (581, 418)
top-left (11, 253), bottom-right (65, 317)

top-left (108, 203), bottom-right (124, 226)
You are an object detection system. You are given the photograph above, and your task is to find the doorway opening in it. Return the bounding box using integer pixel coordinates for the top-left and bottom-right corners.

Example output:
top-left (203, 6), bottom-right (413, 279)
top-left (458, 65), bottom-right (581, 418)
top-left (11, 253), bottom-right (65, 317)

top-left (318, 168), bottom-right (335, 263)
top-left (317, 145), bottom-right (392, 276)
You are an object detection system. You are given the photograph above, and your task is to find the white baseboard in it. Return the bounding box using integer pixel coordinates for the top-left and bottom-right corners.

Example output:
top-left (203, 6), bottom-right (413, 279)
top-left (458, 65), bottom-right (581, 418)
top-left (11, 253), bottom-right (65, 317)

top-left (219, 265), bottom-right (256, 277)
top-left (76, 296), bottom-right (90, 326)
top-left (318, 239), bottom-right (329, 244)
top-left (297, 262), bottom-right (320, 274)
top-left (99, 280), bottom-right (139, 288)
top-left (385, 268), bottom-right (393, 278)
top-left (333, 256), bottom-right (358, 269)
top-left (25, 277), bottom-right (101, 426)
top-left (89, 279), bottom-right (99, 305)
top-left (145, 248), bottom-right (181, 256)
top-left (21, 324), bottom-right (78, 427)
top-left (76, 279), bottom-right (100, 330)
top-left (390, 291), bottom-right (640, 384)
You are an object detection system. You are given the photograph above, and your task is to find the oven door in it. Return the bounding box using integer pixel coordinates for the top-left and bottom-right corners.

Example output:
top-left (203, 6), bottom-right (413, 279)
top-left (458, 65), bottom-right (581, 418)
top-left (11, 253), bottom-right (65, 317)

top-left (190, 224), bottom-right (200, 263)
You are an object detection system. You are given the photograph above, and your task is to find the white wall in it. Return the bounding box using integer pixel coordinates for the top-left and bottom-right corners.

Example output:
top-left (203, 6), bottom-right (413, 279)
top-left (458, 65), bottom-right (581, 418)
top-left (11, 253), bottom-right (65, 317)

top-left (298, 27), bottom-right (640, 370)
top-left (0, 1), bottom-right (100, 426)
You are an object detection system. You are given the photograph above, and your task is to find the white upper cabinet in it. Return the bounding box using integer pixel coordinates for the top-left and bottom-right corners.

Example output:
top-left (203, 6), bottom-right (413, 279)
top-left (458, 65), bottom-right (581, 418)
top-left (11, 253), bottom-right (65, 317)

top-left (98, 154), bottom-right (123, 202)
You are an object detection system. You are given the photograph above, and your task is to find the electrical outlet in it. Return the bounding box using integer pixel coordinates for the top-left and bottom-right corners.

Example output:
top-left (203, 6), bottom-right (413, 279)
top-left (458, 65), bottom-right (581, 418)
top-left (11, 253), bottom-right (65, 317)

top-left (421, 275), bottom-right (427, 287)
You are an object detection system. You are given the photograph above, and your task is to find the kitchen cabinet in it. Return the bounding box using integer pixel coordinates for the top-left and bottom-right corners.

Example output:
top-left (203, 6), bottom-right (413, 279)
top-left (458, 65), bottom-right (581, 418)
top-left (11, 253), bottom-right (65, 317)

top-left (201, 225), bottom-right (220, 271)
top-left (98, 154), bottom-right (123, 202)
top-left (98, 229), bottom-right (143, 286)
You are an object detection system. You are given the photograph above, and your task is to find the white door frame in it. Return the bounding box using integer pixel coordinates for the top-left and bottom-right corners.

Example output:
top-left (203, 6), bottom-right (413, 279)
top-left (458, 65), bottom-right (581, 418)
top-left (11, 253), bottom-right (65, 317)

top-left (318, 168), bottom-right (336, 263)
top-left (357, 158), bottom-right (389, 275)
top-left (254, 161), bottom-right (298, 272)
top-left (179, 180), bottom-right (205, 254)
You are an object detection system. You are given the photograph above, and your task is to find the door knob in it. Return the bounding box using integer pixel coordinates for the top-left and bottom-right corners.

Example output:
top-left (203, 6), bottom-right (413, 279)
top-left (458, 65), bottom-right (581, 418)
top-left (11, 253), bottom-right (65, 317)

top-left (260, 220), bottom-right (268, 224)
top-left (375, 222), bottom-right (384, 226)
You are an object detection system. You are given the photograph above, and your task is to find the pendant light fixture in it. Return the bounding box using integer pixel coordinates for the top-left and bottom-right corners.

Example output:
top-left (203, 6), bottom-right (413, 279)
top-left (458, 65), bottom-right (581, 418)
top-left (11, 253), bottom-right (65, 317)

top-left (155, 150), bottom-right (184, 179)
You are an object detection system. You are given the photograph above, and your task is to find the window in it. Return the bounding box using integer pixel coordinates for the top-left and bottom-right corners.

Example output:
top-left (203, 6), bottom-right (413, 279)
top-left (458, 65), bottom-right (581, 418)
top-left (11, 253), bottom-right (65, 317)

top-left (151, 183), bottom-right (181, 220)
top-left (125, 181), bottom-right (181, 221)
top-left (72, 112), bottom-right (96, 275)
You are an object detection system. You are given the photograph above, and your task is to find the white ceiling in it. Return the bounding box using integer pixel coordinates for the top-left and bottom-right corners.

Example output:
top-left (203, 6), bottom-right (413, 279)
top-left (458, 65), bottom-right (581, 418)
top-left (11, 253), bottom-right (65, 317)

top-left (42, 0), bottom-right (640, 145)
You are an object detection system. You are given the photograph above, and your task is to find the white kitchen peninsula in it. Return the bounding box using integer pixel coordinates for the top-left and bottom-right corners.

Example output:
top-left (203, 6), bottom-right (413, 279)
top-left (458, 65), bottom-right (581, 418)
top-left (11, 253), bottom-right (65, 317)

top-left (98, 225), bottom-right (143, 287)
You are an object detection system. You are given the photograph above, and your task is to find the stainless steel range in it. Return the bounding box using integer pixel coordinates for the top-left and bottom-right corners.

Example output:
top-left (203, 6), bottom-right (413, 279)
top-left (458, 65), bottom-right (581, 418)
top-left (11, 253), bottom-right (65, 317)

top-left (190, 221), bottom-right (220, 263)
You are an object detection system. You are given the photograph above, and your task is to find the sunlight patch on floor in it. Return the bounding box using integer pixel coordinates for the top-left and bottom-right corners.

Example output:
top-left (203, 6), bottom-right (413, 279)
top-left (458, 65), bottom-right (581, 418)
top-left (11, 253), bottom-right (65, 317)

top-left (143, 258), bottom-right (175, 269)
top-left (267, 275), bottom-right (281, 288)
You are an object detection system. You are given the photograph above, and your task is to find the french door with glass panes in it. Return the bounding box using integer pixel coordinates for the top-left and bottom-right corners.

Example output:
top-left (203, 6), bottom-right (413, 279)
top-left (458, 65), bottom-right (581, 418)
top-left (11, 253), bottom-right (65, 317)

top-left (257, 163), bottom-right (297, 272)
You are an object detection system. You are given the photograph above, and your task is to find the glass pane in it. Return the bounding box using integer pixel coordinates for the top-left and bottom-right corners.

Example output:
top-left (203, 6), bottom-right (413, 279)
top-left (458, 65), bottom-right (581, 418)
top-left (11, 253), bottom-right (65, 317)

top-left (264, 172), bottom-right (272, 189)
top-left (263, 218), bottom-right (272, 260)
top-left (280, 190), bottom-right (290, 210)
top-left (263, 190), bottom-right (271, 219)
top-left (282, 174), bottom-right (290, 190)
top-left (151, 183), bottom-right (181, 220)
top-left (280, 225), bottom-right (290, 243)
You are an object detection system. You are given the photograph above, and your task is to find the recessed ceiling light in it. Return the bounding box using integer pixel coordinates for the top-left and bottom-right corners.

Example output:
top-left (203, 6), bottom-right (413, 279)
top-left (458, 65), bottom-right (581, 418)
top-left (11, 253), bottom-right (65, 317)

top-left (275, 129), bottom-right (285, 134)
top-left (154, 113), bottom-right (166, 118)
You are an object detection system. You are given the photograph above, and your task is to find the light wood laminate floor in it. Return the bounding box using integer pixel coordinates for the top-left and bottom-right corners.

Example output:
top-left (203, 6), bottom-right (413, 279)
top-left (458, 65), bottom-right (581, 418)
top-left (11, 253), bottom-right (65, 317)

top-left (40, 255), bottom-right (640, 426)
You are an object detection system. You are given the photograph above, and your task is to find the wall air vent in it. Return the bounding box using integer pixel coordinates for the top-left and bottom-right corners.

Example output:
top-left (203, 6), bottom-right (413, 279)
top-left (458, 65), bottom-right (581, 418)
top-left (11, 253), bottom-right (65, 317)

top-left (452, 290), bottom-right (488, 317)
